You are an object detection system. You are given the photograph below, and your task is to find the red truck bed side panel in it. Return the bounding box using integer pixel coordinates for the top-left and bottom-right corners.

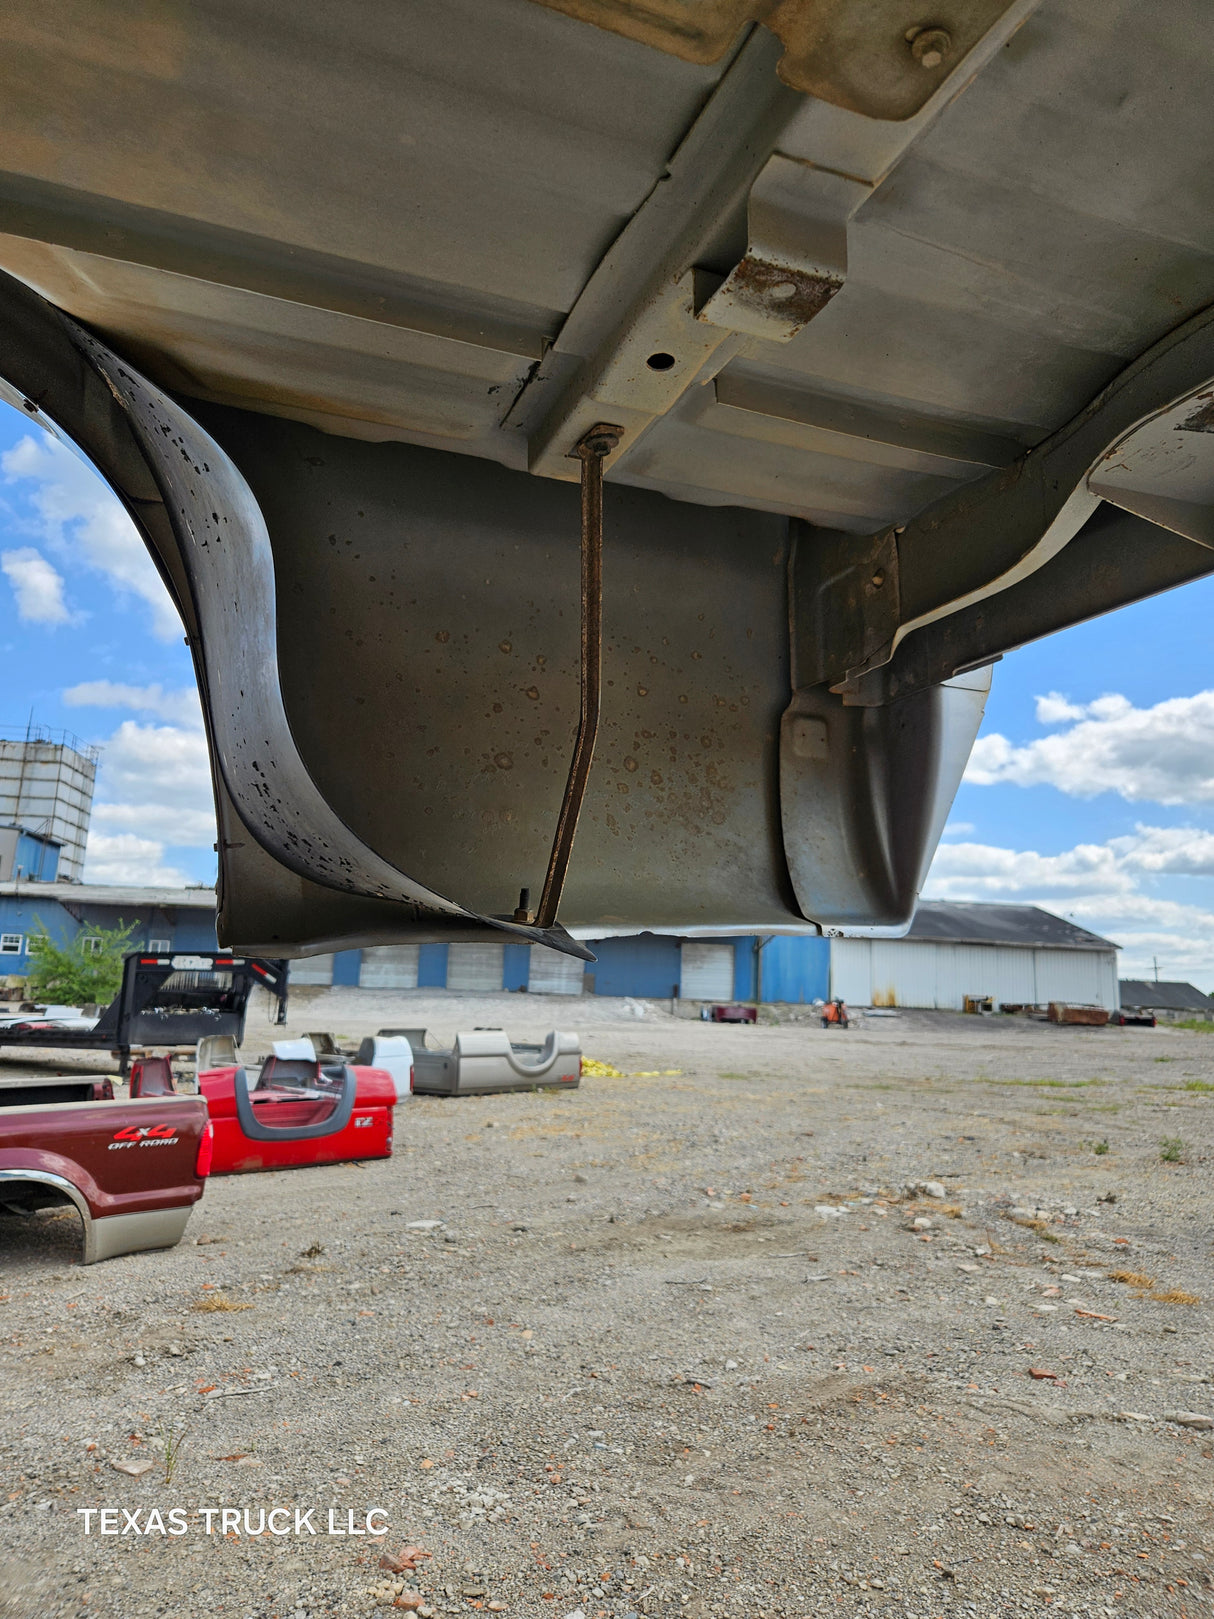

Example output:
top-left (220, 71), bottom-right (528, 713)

top-left (0, 1096), bottom-right (208, 1218)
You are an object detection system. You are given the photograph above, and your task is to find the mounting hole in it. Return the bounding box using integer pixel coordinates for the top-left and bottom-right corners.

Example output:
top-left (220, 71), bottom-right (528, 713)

top-left (769, 281), bottom-right (799, 301)
top-left (646, 351), bottom-right (676, 371)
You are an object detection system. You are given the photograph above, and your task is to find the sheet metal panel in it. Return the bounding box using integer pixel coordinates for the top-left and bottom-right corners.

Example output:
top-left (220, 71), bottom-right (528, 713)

top-left (868, 940), bottom-right (938, 1007)
top-left (359, 945), bottom-right (421, 990)
top-left (586, 934), bottom-right (681, 998)
top-left (528, 945), bottom-right (585, 995)
top-left (446, 944), bottom-right (505, 993)
top-left (833, 937), bottom-right (1115, 1009)
top-left (830, 938), bottom-right (872, 1006)
top-left (1034, 948), bottom-right (1117, 1009)
top-left (760, 934), bottom-right (830, 1004)
top-left (288, 953), bottom-right (334, 986)
top-left (680, 942), bottom-right (735, 1000)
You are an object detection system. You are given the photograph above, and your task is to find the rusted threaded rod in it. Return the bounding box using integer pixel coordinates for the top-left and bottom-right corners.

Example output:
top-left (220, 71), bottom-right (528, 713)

top-left (535, 423), bottom-right (621, 928)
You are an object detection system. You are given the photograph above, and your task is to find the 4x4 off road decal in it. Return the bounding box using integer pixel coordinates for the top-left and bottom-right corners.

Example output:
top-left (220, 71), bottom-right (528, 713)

top-left (109, 1124), bottom-right (180, 1149)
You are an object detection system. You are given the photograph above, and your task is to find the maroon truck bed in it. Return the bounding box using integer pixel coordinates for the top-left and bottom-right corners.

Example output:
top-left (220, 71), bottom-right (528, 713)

top-left (0, 1083), bottom-right (210, 1264)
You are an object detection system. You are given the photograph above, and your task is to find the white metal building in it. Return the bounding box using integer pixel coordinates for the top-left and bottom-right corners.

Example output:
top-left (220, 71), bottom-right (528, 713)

top-left (831, 902), bottom-right (1119, 1012)
top-left (0, 730), bottom-right (97, 882)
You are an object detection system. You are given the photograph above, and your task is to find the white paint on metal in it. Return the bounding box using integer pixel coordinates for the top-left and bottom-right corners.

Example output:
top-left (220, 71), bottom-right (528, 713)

top-left (831, 935), bottom-right (1117, 1010)
top-left (288, 953), bottom-right (335, 987)
top-left (445, 944), bottom-right (504, 993)
top-left (528, 945), bottom-right (585, 995)
top-left (359, 945), bottom-right (421, 990)
top-left (679, 942), bottom-right (735, 1000)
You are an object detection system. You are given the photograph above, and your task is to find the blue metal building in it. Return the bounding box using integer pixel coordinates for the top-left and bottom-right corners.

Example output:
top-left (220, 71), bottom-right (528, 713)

top-left (0, 881), bottom-right (219, 980)
top-left (0, 882), bottom-right (1110, 1012)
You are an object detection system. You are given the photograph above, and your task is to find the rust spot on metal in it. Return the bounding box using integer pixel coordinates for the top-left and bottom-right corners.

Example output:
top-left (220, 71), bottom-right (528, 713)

top-left (526, 0), bottom-right (1018, 120)
top-left (726, 255), bottom-right (843, 332)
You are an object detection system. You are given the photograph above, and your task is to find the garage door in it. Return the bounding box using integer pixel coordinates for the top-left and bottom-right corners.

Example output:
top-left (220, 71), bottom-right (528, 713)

top-left (528, 945), bottom-right (585, 995)
top-left (359, 945), bottom-right (420, 989)
top-left (289, 953), bottom-right (334, 986)
top-left (446, 943), bottom-right (504, 992)
top-left (680, 942), bottom-right (735, 1000)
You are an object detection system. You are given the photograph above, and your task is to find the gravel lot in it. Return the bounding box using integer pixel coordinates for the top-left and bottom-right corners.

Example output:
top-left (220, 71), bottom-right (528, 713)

top-left (3, 994), bottom-right (1214, 1619)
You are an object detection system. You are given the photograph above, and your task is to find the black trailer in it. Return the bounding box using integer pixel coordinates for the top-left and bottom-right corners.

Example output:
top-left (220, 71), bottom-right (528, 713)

top-left (0, 951), bottom-right (288, 1070)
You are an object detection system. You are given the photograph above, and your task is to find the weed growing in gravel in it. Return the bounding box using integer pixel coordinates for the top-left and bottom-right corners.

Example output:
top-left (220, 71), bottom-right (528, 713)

top-left (1093, 1139), bottom-right (1110, 1154)
top-left (1149, 1288), bottom-right (1201, 1305)
top-left (1160, 1136), bottom-right (1185, 1162)
top-left (1007, 1215), bottom-right (1060, 1243)
top-left (1182, 1080), bottom-right (1214, 1093)
top-left (1173, 1020), bottom-right (1214, 1033)
top-left (300, 1241), bottom-right (326, 1258)
top-left (191, 1294), bottom-right (254, 1313)
top-left (1154, 1056), bottom-right (1177, 1063)
top-left (159, 1421), bottom-right (189, 1484)
top-left (1109, 1269), bottom-right (1156, 1288)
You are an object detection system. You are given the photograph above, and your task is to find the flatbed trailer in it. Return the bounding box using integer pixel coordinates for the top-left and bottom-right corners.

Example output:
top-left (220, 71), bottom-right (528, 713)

top-left (0, 952), bottom-right (288, 1072)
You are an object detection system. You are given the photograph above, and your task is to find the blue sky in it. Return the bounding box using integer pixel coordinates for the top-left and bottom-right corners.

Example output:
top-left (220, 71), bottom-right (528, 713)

top-left (1, 397), bottom-right (1212, 985)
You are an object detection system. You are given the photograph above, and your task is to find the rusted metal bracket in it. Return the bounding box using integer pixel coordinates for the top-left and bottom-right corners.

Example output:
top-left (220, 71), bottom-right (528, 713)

top-left (788, 522), bottom-right (900, 692)
top-left (526, 0), bottom-right (1027, 121)
top-left (531, 423), bottom-right (622, 929)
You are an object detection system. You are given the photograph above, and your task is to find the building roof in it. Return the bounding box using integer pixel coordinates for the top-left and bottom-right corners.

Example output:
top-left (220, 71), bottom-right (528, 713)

top-left (0, 881), bottom-right (216, 909)
top-left (1119, 979), bottom-right (1214, 1013)
top-left (0, 823), bottom-right (62, 847)
top-left (899, 901), bottom-right (1117, 952)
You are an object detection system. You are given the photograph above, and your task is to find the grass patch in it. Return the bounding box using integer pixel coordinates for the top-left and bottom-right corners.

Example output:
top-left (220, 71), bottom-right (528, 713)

top-left (1149, 1288), bottom-right (1201, 1305)
top-left (1160, 1136), bottom-right (1184, 1163)
top-left (1174, 1020), bottom-right (1214, 1033)
top-left (1182, 1080), bottom-right (1214, 1093)
top-left (1154, 1056), bottom-right (1177, 1063)
top-left (1093, 1139), bottom-right (1110, 1154)
top-left (1109, 1269), bottom-right (1156, 1288)
top-left (1002, 1077), bottom-right (1102, 1088)
top-left (191, 1294), bottom-right (254, 1313)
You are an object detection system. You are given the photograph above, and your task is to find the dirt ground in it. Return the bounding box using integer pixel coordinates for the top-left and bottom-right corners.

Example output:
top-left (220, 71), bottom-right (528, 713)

top-left (3, 996), bottom-right (1214, 1619)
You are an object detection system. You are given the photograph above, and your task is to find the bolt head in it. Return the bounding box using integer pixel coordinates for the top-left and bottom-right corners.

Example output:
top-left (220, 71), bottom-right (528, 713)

top-left (909, 25), bottom-right (952, 68)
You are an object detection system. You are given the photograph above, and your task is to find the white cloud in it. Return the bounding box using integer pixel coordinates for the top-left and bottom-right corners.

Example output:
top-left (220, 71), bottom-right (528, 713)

top-left (1, 431), bottom-right (182, 640)
top-left (925, 825), bottom-right (1214, 983)
top-left (83, 720), bottom-right (217, 873)
top-left (90, 802), bottom-right (217, 847)
top-left (1, 546), bottom-right (73, 624)
top-left (94, 720), bottom-right (213, 813)
top-left (1034, 691), bottom-right (1087, 725)
top-left (82, 832), bottom-right (195, 888)
top-left (63, 680), bottom-right (202, 728)
top-left (966, 690), bottom-right (1214, 803)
